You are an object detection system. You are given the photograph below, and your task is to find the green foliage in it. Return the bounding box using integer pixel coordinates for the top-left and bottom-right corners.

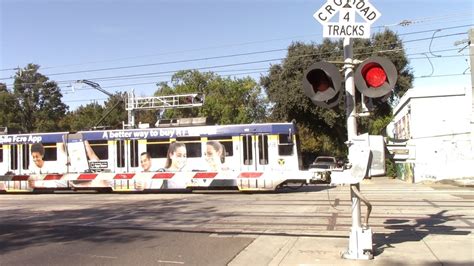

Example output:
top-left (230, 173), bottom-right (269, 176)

top-left (60, 90), bottom-right (127, 131)
top-left (369, 115), bottom-right (393, 135)
top-left (0, 83), bottom-right (21, 131)
top-left (12, 64), bottom-right (68, 132)
top-left (60, 102), bottom-right (104, 131)
top-left (261, 40), bottom-right (347, 156)
top-left (155, 70), bottom-right (267, 124)
top-left (100, 92), bottom-right (128, 129)
top-left (385, 158), bottom-right (397, 178)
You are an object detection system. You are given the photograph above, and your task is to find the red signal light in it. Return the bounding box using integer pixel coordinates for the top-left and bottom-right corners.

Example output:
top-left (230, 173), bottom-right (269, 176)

top-left (355, 56), bottom-right (398, 98)
top-left (361, 63), bottom-right (386, 88)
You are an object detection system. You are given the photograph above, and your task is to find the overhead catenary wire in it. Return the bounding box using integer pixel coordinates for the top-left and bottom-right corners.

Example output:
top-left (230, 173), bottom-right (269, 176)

top-left (0, 21), bottom-right (472, 80)
top-left (0, 13), bottom-right (470, 73)
top-left (2, 30), bottom-right (468, 87)
top-left (4, 46), bottom-right (469, 89)
top-left (60, 72), bottom-right (471, 104)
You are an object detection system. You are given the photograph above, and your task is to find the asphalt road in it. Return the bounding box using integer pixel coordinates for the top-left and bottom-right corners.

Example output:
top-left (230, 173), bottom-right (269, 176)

top-left (1, 178), bottom-right (473, 265)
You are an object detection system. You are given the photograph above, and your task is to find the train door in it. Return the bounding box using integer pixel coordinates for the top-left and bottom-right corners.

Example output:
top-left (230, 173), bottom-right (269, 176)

top-left (0, 144), bottom-right (5, 174)
top-left (63, 133), bottom-right (89, 173)
top-left (115, 139), bottom-right (139, 173)
top-left (7, 144), bottom-right (29, 175)
top-left (240, 133), bottom-right (269, 171)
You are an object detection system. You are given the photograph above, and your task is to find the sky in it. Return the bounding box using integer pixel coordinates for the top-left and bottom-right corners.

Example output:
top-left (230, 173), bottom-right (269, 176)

top-left (0, 0), bottom-right (473, 110)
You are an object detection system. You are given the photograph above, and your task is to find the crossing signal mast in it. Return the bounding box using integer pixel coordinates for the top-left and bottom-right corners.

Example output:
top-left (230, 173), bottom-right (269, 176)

top-left (309, 0), bottom-right (398, 260)
top-left (75, 80), bottom-right (204, 129)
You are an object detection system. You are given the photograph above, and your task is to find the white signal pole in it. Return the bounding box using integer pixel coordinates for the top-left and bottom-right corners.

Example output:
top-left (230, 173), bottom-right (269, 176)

top-left (342, 37), bottom-right (368, 260)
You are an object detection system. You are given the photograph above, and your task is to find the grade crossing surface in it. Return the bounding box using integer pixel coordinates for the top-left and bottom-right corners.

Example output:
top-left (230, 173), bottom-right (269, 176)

top-left (1, 178), bottom-right (473, 265)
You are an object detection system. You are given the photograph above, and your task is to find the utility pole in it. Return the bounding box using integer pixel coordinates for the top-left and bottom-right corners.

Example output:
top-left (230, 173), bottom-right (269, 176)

top-left (469, 29), bottom-right (474, 156)
top-left (469, 29), bottom-right (474, 129)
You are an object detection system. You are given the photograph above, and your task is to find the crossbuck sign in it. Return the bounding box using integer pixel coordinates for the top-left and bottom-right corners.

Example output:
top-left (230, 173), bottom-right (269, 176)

top-left (314, 0), bottom-right (381, 38)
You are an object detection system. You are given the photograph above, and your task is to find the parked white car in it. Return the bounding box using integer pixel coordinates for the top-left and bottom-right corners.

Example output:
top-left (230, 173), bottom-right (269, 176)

top-left (309, 156), bottom-right (338, 170)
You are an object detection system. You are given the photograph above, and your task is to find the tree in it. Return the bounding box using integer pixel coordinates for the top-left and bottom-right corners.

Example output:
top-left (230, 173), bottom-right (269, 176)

top-left (60, 102), bottom-right (104, 131)
top-left (261, 39), bottom-right (348, 157)
top-left (261, 29), bottom-right (413, 159)
top-left (99, 92), bottom-right (128, 129)
top-left (12, 64), bottom-right (68, 132)
top-left (155, 70), bottom-right (267, 124)
top-left (0, 83), bottom-right (21, 131)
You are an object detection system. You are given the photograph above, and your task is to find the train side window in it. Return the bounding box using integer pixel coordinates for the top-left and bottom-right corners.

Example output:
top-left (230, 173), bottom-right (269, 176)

top-left (278, 134), bottom-right (294, 156)
top-left (22, 144), bottom-right (29, 169)
top-left (258, 135), bottom-right (269, 165)
top-left (10, 144), bottom-right (18, 170)
top-left (130, 139), bottom-right (139, 168)
top-left (0, 145), bottom-right (3, 162)
top-left (43, 143), bottom-right (57, 161)
top-left (117, 140), bottom-right (125, 168)
top-left (88, 140), bottom-right (109, 160)
top-left (207, 136), bottom-right (233, 156)
top-left (176, 137), bottom-right (201, 158)
top-left (146, 141), bottom-right (170, 158)
top-left (242, 135), bottom-right (253, 165)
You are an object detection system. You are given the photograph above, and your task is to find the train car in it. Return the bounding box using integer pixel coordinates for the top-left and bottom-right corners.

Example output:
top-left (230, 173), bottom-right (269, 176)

top-left (0, 122), bottom-right (331, 192)
top-left (79, 122), bottom-right (302, 173)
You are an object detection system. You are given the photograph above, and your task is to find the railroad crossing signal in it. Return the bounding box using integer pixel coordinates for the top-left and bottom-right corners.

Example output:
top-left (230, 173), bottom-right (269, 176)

top-left (303, 57), bottom-right (398, 108)
top-left (310, 0), bottom-right (386, 261)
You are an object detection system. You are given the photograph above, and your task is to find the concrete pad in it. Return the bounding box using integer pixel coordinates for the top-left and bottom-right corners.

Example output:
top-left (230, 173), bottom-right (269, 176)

top-left (422, 234), bottom-right (474, 264)
top-left (228, 236), bottom-right (294, 266)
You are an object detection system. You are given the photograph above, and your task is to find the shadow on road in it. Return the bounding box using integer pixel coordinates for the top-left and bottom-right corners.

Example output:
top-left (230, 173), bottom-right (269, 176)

top-left (373, 210), bottom-right (471, 256)
top-left (0, 223), bottom-right (155, 255)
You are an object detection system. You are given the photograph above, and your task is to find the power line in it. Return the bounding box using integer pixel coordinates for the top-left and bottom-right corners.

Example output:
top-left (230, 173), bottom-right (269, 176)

top-left (61, 72), bottom-right (471, 104)
top-left (63, 69), bottom-right (269, 93)
top-left (63, 98), bottom-right (108, 103)
top-left (378, 12), bottom-right (473, 28)
top-left (2, 29), bottom-right (468, 84)
top-left (1, 21), bottom-right (471, 76)
top-left (40, 48), bottom-right (287, 77)
top-left (3, 46), bottom-right (468, 90)
top-left (415, 73), bottom-right (471, 79)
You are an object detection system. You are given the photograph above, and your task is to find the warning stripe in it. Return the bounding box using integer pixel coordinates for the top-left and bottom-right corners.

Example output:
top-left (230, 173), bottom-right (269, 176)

top-left (43, 174), bottom-right (64, 180)
top-left (114, 173), bottom-right (135, 179)
top-left (77, 173), bottom-right (98, 180)
top-left (193, 172), bottom-right (218, 179)
top-left (152, 173), bottom-right (175, 179)
top-left (12, 175), bottom-right (29, 181)
top-left (239, 172), bottom-right (263, 178)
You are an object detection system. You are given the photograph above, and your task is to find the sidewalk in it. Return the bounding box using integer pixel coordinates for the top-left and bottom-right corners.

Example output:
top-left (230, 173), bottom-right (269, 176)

top-left (229, 233), bottom-right (474, 265)
top-left (229, 177), bottom-right (474, 265)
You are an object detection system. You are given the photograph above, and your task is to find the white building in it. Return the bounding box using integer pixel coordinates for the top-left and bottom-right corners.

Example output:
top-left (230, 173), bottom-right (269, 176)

top-left (388, 86), bottom-right (474, 182)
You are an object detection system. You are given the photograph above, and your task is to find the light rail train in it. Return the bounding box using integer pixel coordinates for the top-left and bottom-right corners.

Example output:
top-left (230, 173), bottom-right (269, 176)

top-left (0, 122), bottom-right (330, 192)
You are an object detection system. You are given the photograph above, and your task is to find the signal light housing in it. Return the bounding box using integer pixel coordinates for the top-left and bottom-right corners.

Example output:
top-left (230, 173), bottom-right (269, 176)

top-left (355, 56), bottom-right (398, 98)
top-left (302, 62), bottom-right (343, 109)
